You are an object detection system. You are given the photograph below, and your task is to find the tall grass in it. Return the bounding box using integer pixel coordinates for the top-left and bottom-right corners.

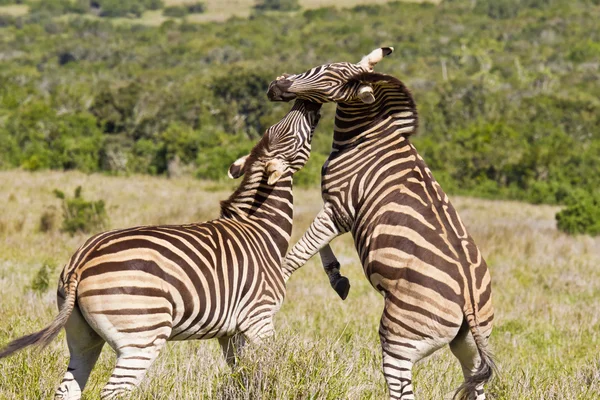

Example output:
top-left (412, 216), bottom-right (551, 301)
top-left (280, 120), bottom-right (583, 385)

top-left (0, 171), bottom-right (599, 399)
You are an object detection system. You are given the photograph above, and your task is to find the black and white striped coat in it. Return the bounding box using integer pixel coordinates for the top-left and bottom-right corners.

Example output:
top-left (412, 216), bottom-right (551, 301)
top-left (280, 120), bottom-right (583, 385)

top-left (268, 48), bottom-right (494, 400)
top-left (0, 100), bottom-right (321, 400)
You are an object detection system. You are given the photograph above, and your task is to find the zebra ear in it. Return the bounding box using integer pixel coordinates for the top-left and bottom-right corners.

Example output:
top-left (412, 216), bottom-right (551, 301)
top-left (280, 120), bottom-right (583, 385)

top-left (228, 155), bottom-right (249, 179)
top-left (358, 47), bottom-right (394, 70)
top-left (266, 159), bottom-right (287, 185)
top-left (358, 85), bottom-right (375, 104)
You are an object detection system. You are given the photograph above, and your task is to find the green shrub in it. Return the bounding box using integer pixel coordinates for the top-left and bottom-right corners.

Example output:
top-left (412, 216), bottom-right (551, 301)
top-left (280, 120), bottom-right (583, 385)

top-left (474, 0), bottom-right (522, 19)
top-left (303, 7), bottom-right (338, 21)
top-left (28, 0), bottom-right (88, 15)
top-left (294, 152), bottom-right (326, 187)
top-left (163, 6), bottom-right (188, 18)
top-left (39, 206), bottom-right (58, 233)
top-left (28, 261), bottom-right (57, 294)
top-left (186, 2), bottom-right (205, 13)
top-left (254, 0), bottom-right (300, 12)
top-left (196, 133), bottom-right (254, 180)
top-left (54, 186), bottom-right (108, 236)
top-left (95, 0), bottom-right (164, 18)
top-left (2, 103), bottom-right (104, 172)
top-left (555, 192), bottom-right (600, 236)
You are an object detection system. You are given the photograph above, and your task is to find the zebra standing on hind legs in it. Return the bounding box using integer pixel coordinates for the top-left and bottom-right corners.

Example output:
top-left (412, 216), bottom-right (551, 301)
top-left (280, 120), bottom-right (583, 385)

top-left (0, 99), bottom-right (322, 399)
top-left (267, 48), bottom-right (495, 400)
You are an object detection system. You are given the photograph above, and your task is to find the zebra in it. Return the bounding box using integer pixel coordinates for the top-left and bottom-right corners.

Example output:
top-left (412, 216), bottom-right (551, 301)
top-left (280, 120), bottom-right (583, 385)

top-left (0, 99), bottom-right (322, 400)
top-left (266, 48), bottom-right (495, 400)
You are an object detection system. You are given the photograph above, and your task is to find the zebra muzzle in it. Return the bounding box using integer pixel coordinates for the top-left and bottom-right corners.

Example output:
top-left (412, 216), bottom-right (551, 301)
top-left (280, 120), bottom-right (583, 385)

top-left (267, 79), bottom-right (296, 102)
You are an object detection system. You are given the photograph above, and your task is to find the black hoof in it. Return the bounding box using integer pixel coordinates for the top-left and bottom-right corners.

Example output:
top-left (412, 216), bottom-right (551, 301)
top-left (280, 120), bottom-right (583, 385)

top-left (332, 277), bottom-right (351, 300)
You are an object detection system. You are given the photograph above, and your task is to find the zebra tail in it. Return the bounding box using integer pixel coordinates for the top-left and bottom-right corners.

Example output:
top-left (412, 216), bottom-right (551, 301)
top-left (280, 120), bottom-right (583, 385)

top-left (0, 274), bottom-right (78, 359)
top-left (453, 312), bottom-right (496, 400)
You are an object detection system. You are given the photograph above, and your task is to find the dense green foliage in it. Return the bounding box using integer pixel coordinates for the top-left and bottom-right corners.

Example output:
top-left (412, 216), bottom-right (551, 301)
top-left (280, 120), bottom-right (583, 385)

top-left (54, 186), bottom-right (108, 235)
top-left (0, 0), bottom-right (599, 215)
top-left (254, 0), bottom-right (300, 12)
top-left (556, 192), bottom-right (600, 236)
top-left (163, 2), bottom-right (205, 17)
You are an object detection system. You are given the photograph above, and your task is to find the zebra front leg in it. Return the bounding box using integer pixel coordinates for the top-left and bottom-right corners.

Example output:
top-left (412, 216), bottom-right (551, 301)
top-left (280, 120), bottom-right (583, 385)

top-left (282, 205), bottom-right (349, 299)
top-left (320, 244), bottom-right (350, 300)
top-left (218, 334), bottom-right (246, 367)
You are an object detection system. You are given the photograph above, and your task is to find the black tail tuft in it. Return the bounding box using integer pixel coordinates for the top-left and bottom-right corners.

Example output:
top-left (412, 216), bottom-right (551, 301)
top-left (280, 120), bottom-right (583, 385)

top-left (0, 277), bottom-right (77, 359)
top-left (453, 346), bottom-right (496, 400)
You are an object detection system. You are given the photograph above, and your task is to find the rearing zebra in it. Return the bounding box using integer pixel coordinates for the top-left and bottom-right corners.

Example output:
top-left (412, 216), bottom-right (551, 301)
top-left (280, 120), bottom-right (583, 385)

top-left (0, 100), bottom-right (322, 399)
top-left (267, 48), bottom-right (495, 400)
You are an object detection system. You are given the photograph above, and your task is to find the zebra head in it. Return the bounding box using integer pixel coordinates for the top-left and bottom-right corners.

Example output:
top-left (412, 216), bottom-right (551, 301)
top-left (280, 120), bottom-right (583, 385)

top-left (267, 47), bottom-right (394, 104)
top-left (228, 100), bottom-right (322, 185)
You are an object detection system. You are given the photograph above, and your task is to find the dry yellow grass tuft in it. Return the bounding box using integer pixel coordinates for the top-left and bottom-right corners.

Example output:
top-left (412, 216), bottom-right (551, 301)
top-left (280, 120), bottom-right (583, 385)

top-left (0, 170), bottom-right (599, 398)
top-left (0, 4), bottom-right (28, 16)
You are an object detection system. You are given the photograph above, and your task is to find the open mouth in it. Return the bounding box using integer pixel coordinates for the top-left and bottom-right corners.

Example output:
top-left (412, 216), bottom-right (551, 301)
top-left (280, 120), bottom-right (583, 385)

top-left (267, 80), bottom-right (297, 102)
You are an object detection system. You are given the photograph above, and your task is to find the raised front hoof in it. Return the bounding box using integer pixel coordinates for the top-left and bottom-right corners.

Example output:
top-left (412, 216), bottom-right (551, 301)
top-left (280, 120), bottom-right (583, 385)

top-left (332, 277), bottom-right (351, 300)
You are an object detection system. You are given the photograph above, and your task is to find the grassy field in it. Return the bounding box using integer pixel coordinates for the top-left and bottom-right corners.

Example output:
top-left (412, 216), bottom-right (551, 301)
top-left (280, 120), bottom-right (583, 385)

top-left (0, 170), bottom-right (599, 399)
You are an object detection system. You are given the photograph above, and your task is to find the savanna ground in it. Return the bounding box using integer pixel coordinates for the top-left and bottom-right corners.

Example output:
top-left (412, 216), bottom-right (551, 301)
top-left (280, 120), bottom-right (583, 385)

top-left (0, 170), bottom-right (599, 399)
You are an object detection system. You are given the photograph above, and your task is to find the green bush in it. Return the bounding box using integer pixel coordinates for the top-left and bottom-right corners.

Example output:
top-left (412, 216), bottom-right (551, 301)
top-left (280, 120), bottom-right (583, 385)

top-left (28, 0), bottom-right (88, 15)
top-left (294, 152), bottom-right (326, 187)
top-left (1, 103), bottom-right (104, 172)
top-left (95, 0), bottom-right (164, 18)
top-left (186, 2), bottom-right (205, 13)
top-left (39, 206), bottom-right (58, 233)
top-left (254, 0), bottom-right (300, 12)
top-left (54, 186), bottom-right (108, 236)
top-left (163, 6), bottom-right (188, 18)
top-left (28, 261), bottom-right (57, 294)
top-left (196, 133), bottom-right (254, 180)
top-left (556, 192), bottom-right (600, 236)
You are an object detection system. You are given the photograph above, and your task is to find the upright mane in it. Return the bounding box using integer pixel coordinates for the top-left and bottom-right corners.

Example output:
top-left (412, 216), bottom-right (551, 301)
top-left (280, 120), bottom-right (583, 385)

top-left (335, 73), bottom-right (419, 140)
top-left (219, 135), bottom-right (269, 218)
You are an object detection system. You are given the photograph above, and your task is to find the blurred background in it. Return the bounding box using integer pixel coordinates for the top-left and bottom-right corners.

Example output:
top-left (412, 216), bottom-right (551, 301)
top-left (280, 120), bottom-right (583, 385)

top-left (0, 0), bottom-right (599, 220)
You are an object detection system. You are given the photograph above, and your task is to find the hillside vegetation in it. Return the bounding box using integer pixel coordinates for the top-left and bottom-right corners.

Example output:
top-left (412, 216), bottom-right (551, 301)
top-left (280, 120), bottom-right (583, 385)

top-left (0, 171), bottom-right (599, 398)
top-left (0, 0), bottom-right (599, 222)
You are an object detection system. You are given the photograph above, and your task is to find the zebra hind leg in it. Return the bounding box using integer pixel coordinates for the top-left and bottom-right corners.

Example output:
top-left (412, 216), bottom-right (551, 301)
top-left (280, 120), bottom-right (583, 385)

top-left (379, 333), bottom-right (415, 400)
top-left (379, 311), bottom-right (446, 400)
top-left (449, 320), bottom-right (486, 400)
top-left (100, 336), bottom-right (169, 400)
top-left (54, 305), bottom-right (105, 400)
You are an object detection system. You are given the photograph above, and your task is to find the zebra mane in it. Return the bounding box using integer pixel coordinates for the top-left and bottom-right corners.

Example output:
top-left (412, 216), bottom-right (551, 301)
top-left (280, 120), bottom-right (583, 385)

top-left (219, 136), bottom-right (267, 218)
top-left (340, 72), bottom-right (419, 138)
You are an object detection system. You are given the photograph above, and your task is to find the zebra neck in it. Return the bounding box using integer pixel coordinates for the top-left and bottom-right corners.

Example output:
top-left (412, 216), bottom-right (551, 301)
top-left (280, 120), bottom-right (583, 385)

top-left (220, 164), bottom-right (294, 253)
top-left (333, 77), bottom-right (418, 149)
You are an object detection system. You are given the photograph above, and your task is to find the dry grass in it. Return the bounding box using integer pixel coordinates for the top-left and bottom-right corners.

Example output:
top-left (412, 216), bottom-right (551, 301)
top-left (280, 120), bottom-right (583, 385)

top-left (0, 4), bottom-right (28, 16)
top-left (0, 170), bottom-right (599, 399)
